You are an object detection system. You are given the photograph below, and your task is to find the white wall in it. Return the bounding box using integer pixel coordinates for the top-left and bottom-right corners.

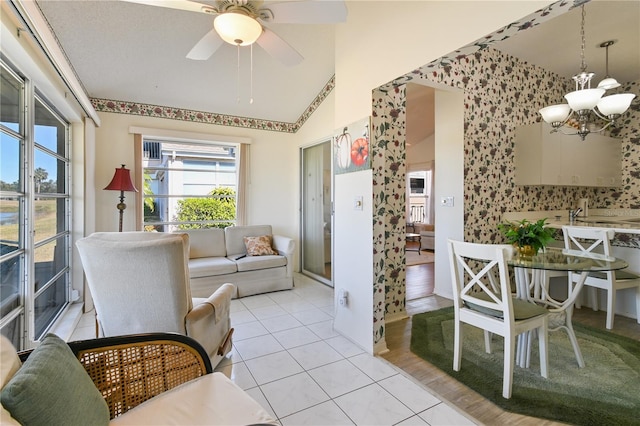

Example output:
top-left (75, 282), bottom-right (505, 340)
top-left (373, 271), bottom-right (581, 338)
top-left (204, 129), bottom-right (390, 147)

top-left (333, 169), bottom-right (374, 352)
top-left (335, 1), bottom-right (553, 125)
top-left (433, 90), bottom-right (465, 299)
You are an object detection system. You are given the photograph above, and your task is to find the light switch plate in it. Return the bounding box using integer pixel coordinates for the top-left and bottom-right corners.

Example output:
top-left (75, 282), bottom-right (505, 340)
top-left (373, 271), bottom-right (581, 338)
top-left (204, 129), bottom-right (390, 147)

top-left (441, 196), bottom-right (454, 207)
top-left (354, 196), bottom-right (363, 210)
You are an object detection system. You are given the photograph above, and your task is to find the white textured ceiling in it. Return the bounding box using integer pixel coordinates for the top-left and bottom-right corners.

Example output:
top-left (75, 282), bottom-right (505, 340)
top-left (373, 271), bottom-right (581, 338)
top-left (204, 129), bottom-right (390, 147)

top-left (36, 1), bottom-right (639, 126)
top-left (36, 0), bottom-right (336, 123)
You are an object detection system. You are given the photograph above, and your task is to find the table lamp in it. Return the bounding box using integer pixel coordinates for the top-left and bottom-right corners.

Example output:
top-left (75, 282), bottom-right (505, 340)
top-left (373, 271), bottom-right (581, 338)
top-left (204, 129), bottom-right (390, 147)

top-left (104, 164), bottom-right (138, 232)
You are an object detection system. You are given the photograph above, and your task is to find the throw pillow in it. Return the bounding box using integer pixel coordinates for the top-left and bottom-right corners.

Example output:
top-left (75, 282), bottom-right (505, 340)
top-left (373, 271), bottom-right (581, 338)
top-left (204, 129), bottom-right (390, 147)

top-left (0, 333), bottom-right (109, 426)
top-left (244, 235), bottom-right (278, 256)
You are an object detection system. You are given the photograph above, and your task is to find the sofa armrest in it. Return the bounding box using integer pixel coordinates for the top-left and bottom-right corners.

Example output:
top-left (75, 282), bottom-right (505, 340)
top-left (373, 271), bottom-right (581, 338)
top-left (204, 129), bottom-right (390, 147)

top-left (186, 283), bottom-right (235, 357)
top-left (19, 333), bottom-right (213, 420)
top-left (272, 235), bottom-right (294, 277)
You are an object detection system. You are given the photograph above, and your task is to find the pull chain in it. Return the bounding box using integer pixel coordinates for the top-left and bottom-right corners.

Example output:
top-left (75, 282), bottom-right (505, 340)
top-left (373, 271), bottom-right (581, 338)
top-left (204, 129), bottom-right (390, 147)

top-left (250, 43), bottom-right (254, 104)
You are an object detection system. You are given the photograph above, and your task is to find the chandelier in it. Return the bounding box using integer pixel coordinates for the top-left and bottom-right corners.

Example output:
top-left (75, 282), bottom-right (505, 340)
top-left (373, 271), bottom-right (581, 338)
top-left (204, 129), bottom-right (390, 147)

top-left (539, 5), bottom-right (636, 140)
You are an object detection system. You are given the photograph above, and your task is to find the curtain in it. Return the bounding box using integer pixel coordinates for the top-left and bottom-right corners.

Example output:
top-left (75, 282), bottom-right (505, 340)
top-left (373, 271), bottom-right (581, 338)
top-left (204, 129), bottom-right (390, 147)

top-left (236, 143), bottom-right (250, 226)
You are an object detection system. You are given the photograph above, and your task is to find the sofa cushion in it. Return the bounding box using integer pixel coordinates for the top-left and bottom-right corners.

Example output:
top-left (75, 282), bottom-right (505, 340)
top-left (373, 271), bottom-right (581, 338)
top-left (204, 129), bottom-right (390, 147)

top-left (182, 228), bottom-right (227, 259)
top-left (244, 235), bottom-right (278, 256)
top-left (189, 257), bottom-right (237, 278)
top-left (0, 334), bottom-right (110, 426)
top-left (236, 255), bottom-right (287, 273)
top-left (110, 373), bottom-right (276, 425)
top-left (225, 225), bottom-right (273, 256)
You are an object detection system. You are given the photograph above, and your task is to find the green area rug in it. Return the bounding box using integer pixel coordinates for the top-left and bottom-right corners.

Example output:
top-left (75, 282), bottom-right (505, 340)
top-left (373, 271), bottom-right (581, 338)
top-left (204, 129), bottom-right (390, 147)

top-left (410, 307), bottom-right (640, 426)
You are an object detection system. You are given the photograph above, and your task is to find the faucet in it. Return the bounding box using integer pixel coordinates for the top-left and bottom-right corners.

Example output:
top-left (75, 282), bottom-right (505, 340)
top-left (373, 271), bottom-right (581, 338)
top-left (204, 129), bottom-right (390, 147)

top-left (569, 208), bottom-right (583, 221)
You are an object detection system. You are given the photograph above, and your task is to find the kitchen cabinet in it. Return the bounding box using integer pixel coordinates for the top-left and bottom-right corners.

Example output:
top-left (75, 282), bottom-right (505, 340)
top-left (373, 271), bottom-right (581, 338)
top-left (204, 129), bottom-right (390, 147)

top-left (514, 122), bottom-right (621, 187)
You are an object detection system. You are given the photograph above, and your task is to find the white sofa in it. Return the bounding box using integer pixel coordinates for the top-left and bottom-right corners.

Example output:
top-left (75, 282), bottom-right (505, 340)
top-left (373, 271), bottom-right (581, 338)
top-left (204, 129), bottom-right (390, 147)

top-left (182, 225), bottom-right (295, 298)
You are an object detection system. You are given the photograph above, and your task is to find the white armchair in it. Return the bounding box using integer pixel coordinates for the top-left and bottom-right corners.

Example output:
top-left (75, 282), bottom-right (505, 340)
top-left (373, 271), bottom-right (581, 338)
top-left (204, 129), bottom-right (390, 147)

top-left (76, 232), bottom-right (234, 366)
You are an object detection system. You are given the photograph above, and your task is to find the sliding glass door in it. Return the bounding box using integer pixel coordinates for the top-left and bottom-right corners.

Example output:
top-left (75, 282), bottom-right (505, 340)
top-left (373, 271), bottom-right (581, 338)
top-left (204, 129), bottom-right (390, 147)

top-left (300, 141), bottom-right (332, 286)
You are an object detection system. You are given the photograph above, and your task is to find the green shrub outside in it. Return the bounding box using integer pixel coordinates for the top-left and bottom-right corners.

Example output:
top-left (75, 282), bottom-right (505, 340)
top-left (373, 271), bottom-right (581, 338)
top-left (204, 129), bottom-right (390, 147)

top-left (175, 187), bottom-right (236, 229)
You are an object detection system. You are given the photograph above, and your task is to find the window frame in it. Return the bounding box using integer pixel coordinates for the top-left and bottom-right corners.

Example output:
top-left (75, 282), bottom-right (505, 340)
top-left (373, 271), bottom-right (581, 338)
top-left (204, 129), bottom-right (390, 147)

top-left (0, 58), bottom-right (71, 349)
top-left (141, 138), bottom-right (240, 232)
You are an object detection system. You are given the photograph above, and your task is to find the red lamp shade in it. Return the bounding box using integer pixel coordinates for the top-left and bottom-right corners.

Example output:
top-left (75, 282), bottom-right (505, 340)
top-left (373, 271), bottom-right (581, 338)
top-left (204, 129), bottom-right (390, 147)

top-left (104, 165), bottom-right (138, 192)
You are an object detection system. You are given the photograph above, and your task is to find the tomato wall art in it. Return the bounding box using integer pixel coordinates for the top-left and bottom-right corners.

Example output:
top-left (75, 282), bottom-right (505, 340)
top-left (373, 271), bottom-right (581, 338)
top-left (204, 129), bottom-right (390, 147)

top-left (333, 117), bottom-right (371, 174)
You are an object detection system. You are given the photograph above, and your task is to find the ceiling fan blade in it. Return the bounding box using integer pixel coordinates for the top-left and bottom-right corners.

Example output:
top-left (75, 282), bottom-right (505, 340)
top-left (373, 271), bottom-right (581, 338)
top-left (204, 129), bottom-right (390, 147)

top-left (263, 0), bottom-right (347, 24)
top-left (186, 29), bottom-right (224, 60)
top-left (257, 28), bottom-right (304, 67)
top-left (120, 0), bottom-right (217, 15)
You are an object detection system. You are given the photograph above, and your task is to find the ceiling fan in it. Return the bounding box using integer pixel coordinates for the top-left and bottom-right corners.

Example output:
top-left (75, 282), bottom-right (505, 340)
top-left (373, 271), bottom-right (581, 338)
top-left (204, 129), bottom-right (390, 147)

top-left (122, 0), bottom-right (347, 66)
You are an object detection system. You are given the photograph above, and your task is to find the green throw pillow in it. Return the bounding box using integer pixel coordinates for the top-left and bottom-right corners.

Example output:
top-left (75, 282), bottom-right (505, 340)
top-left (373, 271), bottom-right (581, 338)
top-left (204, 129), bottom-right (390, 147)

top-left (0, 334), bottom-right (109, 426)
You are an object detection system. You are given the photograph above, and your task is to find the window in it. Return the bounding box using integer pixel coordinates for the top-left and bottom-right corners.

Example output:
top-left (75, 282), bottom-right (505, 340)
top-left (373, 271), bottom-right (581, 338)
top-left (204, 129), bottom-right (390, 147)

top-left (143, 140), bottom-right (238, 231)
top-left (0, 60), bottom-right (71, 350)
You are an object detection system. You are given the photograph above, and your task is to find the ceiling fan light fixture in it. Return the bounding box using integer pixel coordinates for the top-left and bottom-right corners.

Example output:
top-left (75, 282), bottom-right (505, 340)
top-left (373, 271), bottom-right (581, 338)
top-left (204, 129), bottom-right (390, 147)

top-left (214, 12), bottom-right (262, 46)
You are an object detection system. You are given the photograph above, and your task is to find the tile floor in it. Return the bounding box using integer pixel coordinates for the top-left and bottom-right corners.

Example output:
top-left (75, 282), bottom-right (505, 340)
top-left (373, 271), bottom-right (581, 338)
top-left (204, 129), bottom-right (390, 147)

top-left (70, 274), bottom-right (476, 425)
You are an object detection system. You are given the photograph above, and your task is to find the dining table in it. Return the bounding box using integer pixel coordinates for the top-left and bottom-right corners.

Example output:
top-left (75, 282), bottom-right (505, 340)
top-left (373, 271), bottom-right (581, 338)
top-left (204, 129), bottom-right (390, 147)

top-left (507, 246), bottom-right (629, 368)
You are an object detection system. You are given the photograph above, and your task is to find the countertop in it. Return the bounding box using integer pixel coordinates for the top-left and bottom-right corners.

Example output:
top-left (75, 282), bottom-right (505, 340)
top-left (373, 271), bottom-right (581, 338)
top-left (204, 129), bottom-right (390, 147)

top-left (502, 209), bottom-right (640, 235)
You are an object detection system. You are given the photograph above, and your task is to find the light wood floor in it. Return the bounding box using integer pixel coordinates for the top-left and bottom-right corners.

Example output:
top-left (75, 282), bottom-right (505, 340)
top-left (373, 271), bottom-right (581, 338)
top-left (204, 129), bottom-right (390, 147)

top-left (406, 260), bottom-right (434, 301)
top-left (384, 267), bottom-right (640, 426)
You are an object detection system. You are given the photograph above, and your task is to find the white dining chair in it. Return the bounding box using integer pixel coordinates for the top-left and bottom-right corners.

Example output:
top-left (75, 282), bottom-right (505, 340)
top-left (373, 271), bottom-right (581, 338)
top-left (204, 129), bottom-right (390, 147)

top-left (563, 226), bottom-right (640, 330)
top-left (447, 239), bottom-right (549, 399)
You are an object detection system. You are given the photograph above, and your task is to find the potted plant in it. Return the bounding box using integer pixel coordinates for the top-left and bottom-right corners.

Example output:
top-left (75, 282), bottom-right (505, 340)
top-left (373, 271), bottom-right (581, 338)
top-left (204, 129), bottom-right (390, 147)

top-left (498, 218), bottom-right (555, 257)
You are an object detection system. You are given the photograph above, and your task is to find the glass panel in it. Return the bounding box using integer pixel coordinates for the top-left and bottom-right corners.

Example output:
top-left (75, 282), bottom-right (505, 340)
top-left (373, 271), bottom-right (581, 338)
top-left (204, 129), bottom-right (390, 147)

top-left (0, 197), bottom-right (20, 244)
top-left (0, 65), bottom-right (22, 133)
top-left (301, 141), bottom-right (332, 285)
top-left (143, 141), bottom-right (238, 232)
top-left (1, 316), bottom-right (22, 349)
top-left (34, 274), bottom-right (65, 338)
top-left (1, 133), bottom-right (21, 192)
top-left (34, 236), bottom-right (67, 292)
top-left (1, 255), bottom-right (21, 316)
top-left (34, 98), bottom-right (66, 156)
top-left (34, 148), bottom-right (66, 194)
top-left (34, 198), bottom-right (66, 244)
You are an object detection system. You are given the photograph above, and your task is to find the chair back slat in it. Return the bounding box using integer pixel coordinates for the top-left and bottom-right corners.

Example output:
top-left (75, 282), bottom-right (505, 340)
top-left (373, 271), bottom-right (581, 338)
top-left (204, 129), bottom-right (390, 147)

top-left (448, 240), bottom-right (515, 321)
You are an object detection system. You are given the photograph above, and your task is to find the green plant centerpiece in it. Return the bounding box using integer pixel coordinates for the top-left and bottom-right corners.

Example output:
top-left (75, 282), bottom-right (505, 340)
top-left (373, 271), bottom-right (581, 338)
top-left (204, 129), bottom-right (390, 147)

top-left (498, 218), bottom-right (555, 257)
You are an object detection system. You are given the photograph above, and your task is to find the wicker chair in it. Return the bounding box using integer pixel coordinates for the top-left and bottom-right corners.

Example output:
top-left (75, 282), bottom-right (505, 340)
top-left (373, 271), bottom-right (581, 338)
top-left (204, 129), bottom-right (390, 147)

top-left (16, 333), bottom-right (275, 424)
top-left (18, 333), bottom-right (211, 419)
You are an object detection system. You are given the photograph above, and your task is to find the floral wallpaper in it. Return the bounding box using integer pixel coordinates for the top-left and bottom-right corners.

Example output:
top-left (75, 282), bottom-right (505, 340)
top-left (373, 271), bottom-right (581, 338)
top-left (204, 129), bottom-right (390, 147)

top-left (371, 0), bottom-right (640, 347)
top-left (371, 86), bottom-right (408, 342)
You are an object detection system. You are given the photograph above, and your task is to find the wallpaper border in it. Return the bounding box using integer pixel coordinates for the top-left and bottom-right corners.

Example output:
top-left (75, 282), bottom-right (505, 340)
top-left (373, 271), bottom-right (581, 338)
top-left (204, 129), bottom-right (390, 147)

top-left (90, 75), bottom-right (335, 134)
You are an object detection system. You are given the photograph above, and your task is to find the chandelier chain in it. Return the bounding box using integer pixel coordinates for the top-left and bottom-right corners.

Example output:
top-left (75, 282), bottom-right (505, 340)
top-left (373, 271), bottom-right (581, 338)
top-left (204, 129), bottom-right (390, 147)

top-left (579, 5), bottom-right (586, 73)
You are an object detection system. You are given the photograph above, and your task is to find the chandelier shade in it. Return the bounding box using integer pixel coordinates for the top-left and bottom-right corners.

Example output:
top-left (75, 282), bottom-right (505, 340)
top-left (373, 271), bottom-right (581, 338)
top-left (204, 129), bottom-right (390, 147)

top-left (596, 40), bottom-right (621, 90)
top-left (539, 104), bottom-right (571, 125)
top-left (538, 5), bottom-right (636, 140)
top-left (597, 94), bottom-right (636, 117)
top-left (214, 12), bottom-right (263, 46)
top-left (597, 77), bottom-right (621, 90)
top-left (564, 88), bottom-right (605, 111)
